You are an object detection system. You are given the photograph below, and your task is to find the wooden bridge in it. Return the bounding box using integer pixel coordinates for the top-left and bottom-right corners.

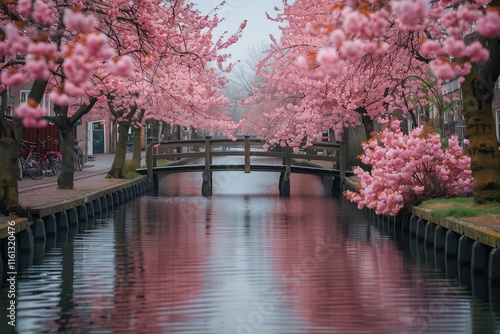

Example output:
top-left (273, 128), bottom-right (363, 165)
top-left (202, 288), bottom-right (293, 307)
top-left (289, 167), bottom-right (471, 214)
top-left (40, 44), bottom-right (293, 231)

top-left (136, 137), bottom-right (351, 196)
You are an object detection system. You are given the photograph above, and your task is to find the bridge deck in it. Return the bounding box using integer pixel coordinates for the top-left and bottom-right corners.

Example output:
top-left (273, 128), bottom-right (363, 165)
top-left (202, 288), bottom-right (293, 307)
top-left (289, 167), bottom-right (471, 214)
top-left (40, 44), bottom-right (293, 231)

top-left (141, 137), bottom-right (349, 196)
top-left (136, 163), bottom-right (347, 176)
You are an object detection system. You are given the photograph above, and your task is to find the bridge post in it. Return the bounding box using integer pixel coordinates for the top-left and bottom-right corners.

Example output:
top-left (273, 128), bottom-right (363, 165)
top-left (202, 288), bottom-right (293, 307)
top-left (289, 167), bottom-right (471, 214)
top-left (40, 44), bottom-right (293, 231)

top-left (279, 146), bottom-right (292, 197)
top-left (244, 135), bottom-right (250, 173)
top-left (339, 141), bottom-right (346, 189)
top-left (146, 142), bottom-right (153, 180)
top-left (146, 142), bottom-right (159, 194)
top-left (202, 136), bottom-right (212, 196)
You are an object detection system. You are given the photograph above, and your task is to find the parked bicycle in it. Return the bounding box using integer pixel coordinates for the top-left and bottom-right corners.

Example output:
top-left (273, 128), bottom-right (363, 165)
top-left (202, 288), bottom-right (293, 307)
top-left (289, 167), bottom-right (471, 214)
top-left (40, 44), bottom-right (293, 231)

top-left (18, 140), bottom-right (47, 180)
top-left (74, 139), bottom-right (84, 171)
top-left (38, 136), bottom-right (62, 176)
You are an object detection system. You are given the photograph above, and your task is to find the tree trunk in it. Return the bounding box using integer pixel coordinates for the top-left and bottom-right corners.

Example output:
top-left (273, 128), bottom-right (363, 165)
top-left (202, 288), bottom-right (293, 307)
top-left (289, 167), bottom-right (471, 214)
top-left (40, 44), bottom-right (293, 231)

top-left (0, 88), bottom-right (23, 215)
top-left (54, 99), bottom-right (97, 189)
top-left (0, 137), bottom-right (24, 216)
top-left (462, 34), bottom-right (500, 203)
top-left (361, 114), bottom-right (375, 141)
top-left (151, 119), bottom-right (160, 140)
top-left (107, 122), bottom-right (130, 178)
top-left (132, 126), bottom-right (142, 167)
top-left (0, 80), bottom-right (48, 215)
top-left (58, 126), bottom-right (75, 189)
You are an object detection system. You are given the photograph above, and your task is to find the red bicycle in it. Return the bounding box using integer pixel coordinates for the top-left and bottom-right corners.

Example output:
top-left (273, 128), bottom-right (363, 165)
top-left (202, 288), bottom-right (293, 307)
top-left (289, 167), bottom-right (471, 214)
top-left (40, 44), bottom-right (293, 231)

top-left (38, 136), bottom-right (62, 176)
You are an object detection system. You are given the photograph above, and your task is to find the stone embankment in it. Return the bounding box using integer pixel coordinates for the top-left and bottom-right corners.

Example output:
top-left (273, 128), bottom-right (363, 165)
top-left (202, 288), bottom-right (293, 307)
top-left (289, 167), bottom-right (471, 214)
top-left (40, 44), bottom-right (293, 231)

top-left (345, 175), bottom-right (500, 283)
top-left (0, 154), bottom-right (151, 275)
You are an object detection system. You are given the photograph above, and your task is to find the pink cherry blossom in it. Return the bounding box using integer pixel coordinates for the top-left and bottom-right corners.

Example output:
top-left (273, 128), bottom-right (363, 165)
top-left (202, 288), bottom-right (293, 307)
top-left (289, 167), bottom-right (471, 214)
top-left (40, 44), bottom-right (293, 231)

top-left (17, 0), bottom-right (32, 16)
top-left (110, 56), bottom-right (135, 77)
top-left (429, 59), bottom-right (456, 80)
top-left (341, 40), bottom-right (365, 61)
top-left (48, 91), bottom-right (71, 107)
top-left (86, 33), bottom-right (110, 58)
top-left (63, 8), bottom-right (96, 33)
top-left (1, 70), bottom-right (26, 86)
top-left (15, 101), bottom-right (47, 129)
top-left (455, 62), bottom-right (472, 76)
top-left (317, 48), bottom-right (346, 77)
top-left (343, 10), bottom-right (369, 35)
top-left (330, 29), bottom-right (346, 45)
top-left (465, 41), bottom-right (490, 62)
top-left (25, 54), bottom-right (51, 80)
top-left (391, 0), bottom-right (429, 28)
top-left (477, 11), bottom-right (500, 38)
top-left (345, 119), bottom-right (472, 215)
top-left (421, 40), bottom-right (444, 56)
top-left (33, 0), bottom-right (55, 26)
top-left (457, 6), bottom-right (479, 23)
top-left (443, 38), bottom-right (466, 58)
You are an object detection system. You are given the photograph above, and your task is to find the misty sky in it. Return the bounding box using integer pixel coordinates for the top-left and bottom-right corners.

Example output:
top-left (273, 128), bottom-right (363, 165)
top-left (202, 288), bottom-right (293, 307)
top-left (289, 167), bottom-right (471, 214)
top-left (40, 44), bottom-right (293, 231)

top-left (192, 0), bottom-right (284, 62)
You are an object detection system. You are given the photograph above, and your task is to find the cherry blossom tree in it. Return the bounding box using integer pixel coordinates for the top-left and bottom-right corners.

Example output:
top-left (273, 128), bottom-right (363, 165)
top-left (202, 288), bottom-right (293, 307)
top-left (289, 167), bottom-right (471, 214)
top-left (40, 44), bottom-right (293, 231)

top-left (344, 118), bottom-right (473, 215)
top-left (0, 2), bottom-right (118, 212)
top-left (247, 0), bottom-right (434, 152)
top-left (93, 1), bottom-right (244, 179)
top-left (0, 0), bottom-right (244, 214)
top-left (297, 0), bottom-right (500, 203)
top-left (0, 1), bottom-right (140, 205)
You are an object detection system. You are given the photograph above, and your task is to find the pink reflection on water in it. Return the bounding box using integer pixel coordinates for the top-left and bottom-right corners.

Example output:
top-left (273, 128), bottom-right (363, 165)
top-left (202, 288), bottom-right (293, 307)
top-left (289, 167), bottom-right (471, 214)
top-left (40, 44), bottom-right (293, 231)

top-left (270, 198), bottom-right (426, 333)
top-left (84, 199), bottom-right (209, 333)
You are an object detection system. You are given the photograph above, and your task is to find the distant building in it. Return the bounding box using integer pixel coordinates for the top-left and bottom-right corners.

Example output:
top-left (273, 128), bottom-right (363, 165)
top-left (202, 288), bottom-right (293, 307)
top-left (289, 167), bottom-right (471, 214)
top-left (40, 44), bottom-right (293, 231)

top-left (441, 77), bottom-right (466, 145)
top-left (493, 78), bottom-right (500, 141)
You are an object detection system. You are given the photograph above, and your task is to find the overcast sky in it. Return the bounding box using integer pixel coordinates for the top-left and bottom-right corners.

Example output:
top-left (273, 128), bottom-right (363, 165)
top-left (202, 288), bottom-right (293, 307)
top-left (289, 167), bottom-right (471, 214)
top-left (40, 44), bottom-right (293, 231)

top-left (191, 0), bottom-right (284, 62)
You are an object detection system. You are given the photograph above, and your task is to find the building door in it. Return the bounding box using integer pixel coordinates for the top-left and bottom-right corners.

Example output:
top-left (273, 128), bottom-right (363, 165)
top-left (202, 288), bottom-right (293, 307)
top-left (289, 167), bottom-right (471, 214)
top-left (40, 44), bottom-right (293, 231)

top-left (92, 122), bottom-right (105, 154)
top-left (87, 122), bottom-right (93, 157)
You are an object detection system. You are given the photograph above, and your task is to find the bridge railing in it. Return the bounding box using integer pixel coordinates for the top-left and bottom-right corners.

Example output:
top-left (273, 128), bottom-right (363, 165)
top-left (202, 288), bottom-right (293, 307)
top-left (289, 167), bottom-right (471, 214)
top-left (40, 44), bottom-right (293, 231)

top-left (146, 136), bottom-right (346, 183)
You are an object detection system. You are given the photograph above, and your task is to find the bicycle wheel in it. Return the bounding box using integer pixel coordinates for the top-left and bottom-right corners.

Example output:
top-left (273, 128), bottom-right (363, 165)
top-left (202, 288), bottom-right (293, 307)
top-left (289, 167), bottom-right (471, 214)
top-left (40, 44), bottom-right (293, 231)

top-left (17, 158), bottom-right (23, 180)
top-left (27, 153), bottom-right (47, 180)
top-left (47, 152), bottom-right (62, 176)
top-left (75, 149), bottom-right (84, 171)
top-left (74, 151), bottom-right (79, 171)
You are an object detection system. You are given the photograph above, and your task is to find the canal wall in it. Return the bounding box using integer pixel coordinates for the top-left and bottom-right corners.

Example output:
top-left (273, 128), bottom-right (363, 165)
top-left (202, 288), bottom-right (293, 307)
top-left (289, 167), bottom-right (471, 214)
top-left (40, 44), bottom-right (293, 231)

top-left (0, 176), bottom-right (152, 277)
top-left (343, 176), bottom-right (500, 285)
top-left (405, 207), bottom-right (500, 283)
top-left (356, 207), bottom-right (500, 305)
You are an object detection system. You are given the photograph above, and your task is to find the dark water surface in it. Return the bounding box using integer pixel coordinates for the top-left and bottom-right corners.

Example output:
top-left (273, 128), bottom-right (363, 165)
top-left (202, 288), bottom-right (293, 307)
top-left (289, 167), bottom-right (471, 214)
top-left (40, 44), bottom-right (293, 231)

top-left (2, 168), bottom-right (500, 333)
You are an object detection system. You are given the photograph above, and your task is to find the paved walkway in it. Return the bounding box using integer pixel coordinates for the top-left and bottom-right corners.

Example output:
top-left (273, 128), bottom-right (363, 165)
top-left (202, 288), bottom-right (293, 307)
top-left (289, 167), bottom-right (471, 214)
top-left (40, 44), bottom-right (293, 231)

top-left (18, 154), bottom-right (145, 209)
top-left (18, 154), bottom-right (329, 209)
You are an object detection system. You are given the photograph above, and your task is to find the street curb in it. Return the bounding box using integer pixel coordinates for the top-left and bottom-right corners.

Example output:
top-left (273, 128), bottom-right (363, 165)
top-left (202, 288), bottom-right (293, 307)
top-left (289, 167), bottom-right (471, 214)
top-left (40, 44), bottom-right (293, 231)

top-left (19, 171), bottom-right (109, 193)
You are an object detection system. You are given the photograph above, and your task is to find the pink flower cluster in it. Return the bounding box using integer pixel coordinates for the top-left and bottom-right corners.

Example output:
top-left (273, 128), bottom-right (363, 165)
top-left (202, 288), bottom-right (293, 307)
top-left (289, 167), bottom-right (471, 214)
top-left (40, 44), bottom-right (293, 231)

top-left (391, 0), bottom-right (429, 29)
top-left (0, 5), bottom-right (138, 127)
top-left (344, 118), bottom-right (473, 216)
top-left (303, 0), bottom-right (500, 81)
top-left (15, 102), bottom-right (48, 128)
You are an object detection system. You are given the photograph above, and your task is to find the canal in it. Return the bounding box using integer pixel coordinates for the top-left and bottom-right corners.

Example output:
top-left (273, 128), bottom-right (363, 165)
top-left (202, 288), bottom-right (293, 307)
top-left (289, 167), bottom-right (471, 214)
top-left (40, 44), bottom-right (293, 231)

top-left (2, 163), bottom-right (500, 333)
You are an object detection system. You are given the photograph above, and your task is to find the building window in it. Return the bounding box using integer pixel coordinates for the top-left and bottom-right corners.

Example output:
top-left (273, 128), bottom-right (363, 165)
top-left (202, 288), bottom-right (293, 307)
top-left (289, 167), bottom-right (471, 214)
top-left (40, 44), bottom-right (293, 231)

top-left (443, 79), bottom-right (460, 94)
top-left (20, 90), bottom-right (52, 116)
top-left (20, 90), bottom-right (30, 103)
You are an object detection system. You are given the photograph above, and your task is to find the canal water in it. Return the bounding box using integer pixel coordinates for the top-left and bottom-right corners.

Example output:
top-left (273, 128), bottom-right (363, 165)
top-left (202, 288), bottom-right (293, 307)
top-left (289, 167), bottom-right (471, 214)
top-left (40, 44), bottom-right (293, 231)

top-left (2, 166), bottom-right (500, 333)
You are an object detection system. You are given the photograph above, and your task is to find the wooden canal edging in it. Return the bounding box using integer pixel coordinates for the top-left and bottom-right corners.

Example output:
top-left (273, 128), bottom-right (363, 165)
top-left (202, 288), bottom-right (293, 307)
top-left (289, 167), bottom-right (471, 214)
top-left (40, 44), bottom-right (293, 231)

top-left (343, 179), bottom-right (500, 284)
top-left (0, 176), bottom-right (152, 276)
top-left (407, 206), bottom-right (500, 283)
top-left (138, 136), bottom-right (352, 197)
top-left (354, 205), bottom-right (500, 286)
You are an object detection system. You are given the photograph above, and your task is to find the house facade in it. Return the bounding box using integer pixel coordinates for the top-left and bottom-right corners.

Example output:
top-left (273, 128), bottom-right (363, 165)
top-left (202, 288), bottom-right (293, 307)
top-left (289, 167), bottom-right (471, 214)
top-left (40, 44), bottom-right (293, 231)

top-left (441, 77), bottom-right (500, 144)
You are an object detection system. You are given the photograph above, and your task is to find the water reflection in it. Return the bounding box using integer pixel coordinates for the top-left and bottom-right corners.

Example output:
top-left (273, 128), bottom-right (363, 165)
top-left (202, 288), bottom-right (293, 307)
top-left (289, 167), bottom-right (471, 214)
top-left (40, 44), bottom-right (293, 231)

top-left (269, 197), bottom-right (423, 333)
top-left (1, 171), bottom-right (500, 333)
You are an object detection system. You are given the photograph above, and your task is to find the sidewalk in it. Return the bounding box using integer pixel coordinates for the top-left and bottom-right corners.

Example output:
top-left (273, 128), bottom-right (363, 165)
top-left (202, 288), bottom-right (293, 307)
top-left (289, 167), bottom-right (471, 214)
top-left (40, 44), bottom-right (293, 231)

top-left (18, 154), bottom-right (145, 209)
